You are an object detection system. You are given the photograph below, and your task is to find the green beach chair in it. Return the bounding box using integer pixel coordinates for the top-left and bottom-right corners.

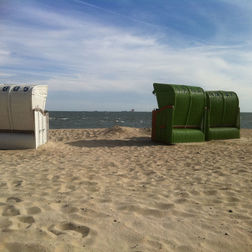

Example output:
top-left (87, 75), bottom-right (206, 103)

top-left (205, 91), bottom-right (240, 140)
top-left (152, 83), bottom-right (206, 144)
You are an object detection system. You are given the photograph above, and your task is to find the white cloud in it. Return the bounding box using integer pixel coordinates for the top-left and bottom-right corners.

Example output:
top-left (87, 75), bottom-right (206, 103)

top-left (0, 72), bottom-right (13, 78)
top-left (220, 0), bottom-right (252, 9)
top-left (0, 48), bottom-right (11, 64)
top-left (0, 4), bottom-right (252, 111)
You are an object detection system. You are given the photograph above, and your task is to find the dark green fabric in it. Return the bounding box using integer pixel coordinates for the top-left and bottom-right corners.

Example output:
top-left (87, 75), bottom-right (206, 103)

top-left (206, 91), bottom-right (240, 140)
top-left (153, 83), bottom-right (175, 108)
top-left (206, 91), bottom-right (239, 127)
top-left (208, 127), bottom-right (240, 140)
top-left (172, 129), bottom-right (205, 143)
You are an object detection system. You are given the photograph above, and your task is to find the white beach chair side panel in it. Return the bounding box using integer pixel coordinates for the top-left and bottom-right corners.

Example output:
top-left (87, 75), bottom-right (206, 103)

top-left (34, 110), bottom-right (49, 148)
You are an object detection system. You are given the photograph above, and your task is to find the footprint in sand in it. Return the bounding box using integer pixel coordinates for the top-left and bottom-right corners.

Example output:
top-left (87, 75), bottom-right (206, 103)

top-left (26, 206), bottom-right (41, 215)
top-left (61, 204), bottom-right (79, 214)
top-left (175, 198), bottom-right (188, 204)
top-left (18, 216), bottom-right (35, 224)
top-left (2, 205), bottom-right (20, 216)
top-left (155, 203), bottom-right (174, 210)
top-left (49, 222), bottom-right (90, 238)
top-left (12, 180), bottom-right (23, 187)
top-left (6, 197), bottom-right (22, 203)
top-left (48, 224), bottom-right (65, 236)
top-left (60, 222), bottom-right (90, 237)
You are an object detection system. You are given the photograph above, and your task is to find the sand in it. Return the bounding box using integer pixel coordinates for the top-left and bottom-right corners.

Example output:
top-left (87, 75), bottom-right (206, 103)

top-left (0, 127), bottom-right (251, 252)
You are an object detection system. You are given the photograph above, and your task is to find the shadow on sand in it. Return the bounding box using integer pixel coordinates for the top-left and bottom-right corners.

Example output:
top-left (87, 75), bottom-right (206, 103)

top-left (66, 137), bottom-right (162, 148)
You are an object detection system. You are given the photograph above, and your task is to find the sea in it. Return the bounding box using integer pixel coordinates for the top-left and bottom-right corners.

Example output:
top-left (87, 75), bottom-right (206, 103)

top-left (49, 111), bottom-right (252, 129)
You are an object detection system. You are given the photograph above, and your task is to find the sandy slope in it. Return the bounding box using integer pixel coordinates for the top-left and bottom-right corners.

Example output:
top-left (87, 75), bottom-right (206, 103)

top-left (0, 127), bottom-right (251, 252)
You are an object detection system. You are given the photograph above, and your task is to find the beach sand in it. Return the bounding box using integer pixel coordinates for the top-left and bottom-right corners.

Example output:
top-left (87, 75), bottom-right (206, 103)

top-left (0, 127), bottom-right (251, 252)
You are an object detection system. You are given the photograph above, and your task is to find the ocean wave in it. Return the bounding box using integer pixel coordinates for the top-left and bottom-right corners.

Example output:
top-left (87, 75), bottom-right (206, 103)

top-left (58, 118), bottom-right (69, 120)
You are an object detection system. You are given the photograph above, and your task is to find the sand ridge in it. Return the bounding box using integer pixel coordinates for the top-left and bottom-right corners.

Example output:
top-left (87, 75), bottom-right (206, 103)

top-left (0, 127), bottom-right (251, 251)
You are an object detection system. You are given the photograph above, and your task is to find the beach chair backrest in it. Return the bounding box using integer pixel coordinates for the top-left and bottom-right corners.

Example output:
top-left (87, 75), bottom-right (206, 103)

top-left (206, 91), bottom-right (239, 127)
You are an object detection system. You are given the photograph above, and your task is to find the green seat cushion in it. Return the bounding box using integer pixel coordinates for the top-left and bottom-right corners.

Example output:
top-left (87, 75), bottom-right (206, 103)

top-left (208, 127), bottom-right (240, 140)
top-left (172, 129), bottom-right (205, 143)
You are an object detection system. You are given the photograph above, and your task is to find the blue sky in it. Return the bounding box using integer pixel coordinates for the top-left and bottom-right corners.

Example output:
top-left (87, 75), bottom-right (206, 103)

top-left (0, 0), bottom-right (252, 111)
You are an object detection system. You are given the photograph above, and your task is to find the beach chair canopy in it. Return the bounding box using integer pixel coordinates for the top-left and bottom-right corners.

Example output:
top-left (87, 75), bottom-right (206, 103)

top-left (152, 83), bottom-right (206, 144)
top-left (0, 84), bottom-right (49, 149)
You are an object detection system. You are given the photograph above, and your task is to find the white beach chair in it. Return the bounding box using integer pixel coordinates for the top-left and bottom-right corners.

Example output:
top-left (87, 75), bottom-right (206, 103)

top-left (0, 84), bottom-right (49, 149)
